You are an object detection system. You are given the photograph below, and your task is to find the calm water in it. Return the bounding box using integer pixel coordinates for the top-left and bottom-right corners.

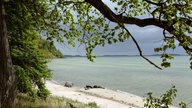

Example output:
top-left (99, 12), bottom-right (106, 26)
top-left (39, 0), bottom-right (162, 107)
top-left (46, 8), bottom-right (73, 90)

top-left (48, 56), bottom-right (192, 105)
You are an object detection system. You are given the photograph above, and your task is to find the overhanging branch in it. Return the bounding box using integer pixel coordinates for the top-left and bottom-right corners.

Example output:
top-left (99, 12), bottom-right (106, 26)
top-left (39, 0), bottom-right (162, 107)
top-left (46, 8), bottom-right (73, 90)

top-left (143, 0), bottom-right (164, 6)
top-left (84, 0), bottom-right (163, 69)
top-left (123, 26), bottom-right (163, 70)
top-left (84, 0), bottom-right (192, 53)
top-left (84, 0), bottom-right (167, 29)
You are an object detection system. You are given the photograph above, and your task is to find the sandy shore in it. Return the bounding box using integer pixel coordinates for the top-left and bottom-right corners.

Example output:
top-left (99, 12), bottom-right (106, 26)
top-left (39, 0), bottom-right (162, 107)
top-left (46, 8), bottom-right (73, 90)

top-left (45, 81), bottom-right (177, 108)
top-left (45, 81), bottom-right (144, 108)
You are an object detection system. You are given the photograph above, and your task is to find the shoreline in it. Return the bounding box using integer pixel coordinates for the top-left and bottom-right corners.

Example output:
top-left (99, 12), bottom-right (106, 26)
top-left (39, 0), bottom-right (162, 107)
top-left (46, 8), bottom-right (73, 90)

top-left (78, 88), bottom-right (144, 108)
top-left (45, 80), bottom-right (178, 108)
top-left (45, 80), bottom-right (145, 108)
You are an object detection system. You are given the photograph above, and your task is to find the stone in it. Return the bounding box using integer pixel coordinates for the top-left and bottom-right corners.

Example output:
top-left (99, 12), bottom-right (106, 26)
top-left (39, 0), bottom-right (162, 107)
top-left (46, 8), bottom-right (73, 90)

top-left (93, 85), bottom-right (105, 89)
top-left (64, 81), bottom-right (73, 88)
top-left (84, 85), bottom-right (93, 90)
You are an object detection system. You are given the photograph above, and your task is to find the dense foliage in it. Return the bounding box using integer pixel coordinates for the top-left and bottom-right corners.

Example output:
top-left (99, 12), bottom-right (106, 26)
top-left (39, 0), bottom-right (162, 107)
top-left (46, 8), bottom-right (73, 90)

top-left (9, 32), bottom-right (52, 99)
top-left (5, 0), bottom-right (55, 99)
top-left (5, 0), bottom-right (192, 100)
top-left (39, 39), bottom-right (64, 58)
top-left (8, 28), bottom-right (52, 99)
top-left (5, 0), bottom-right (191, 69)
top-left (3, 0), bottom-right (63, 100)
top-left (16, 93), bottom-right (98, 108)
top-left (27, 0), bottom-right (191, 69)
top-left (144, 85), bottom-right (188, 108)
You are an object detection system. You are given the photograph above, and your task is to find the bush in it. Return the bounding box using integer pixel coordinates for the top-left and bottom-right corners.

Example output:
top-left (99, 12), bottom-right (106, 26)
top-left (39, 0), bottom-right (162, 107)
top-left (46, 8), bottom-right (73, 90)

top-left (16, 93), bottom-right (99, 108)
top-left (144, 85), bottom-right (188, 108)
top-left (10, 31), bottom-right (52, 99)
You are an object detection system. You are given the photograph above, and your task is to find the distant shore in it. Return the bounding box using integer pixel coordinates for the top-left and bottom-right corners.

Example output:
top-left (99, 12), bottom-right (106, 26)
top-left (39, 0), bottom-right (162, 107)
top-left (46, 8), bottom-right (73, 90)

top-left (64, 54), bottom-right (187, 58)
top-left (45, 80), bottom-right (144, 108)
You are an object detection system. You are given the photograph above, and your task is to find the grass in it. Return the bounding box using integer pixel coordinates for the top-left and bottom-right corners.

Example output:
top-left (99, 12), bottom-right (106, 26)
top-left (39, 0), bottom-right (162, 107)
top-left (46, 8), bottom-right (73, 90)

top-left (15, 93), bottom-right (99, 108)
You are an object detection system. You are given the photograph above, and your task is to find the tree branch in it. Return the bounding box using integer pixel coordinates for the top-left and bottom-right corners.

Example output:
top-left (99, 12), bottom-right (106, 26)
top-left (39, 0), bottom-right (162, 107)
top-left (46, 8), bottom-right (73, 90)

top-left (123, 26), bottom-right (163, 70)
top-left (85, 0), bottom-right (167, 28)
top-left (85, 0), bottom-right (192, 52)
top-left (58, 1), bottom-right (85, 5)
top-left (84, 0), bottom-right (163, 69)
top-left (143, 0), bottom-right (164, 6)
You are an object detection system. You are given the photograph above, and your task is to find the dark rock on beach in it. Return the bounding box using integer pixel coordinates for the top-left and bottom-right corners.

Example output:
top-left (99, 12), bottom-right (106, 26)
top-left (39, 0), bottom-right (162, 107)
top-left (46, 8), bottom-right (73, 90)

top-left (93, 85), bottom-right (105, 89)
top-left (84, 85), bottom-right (105, 90)
top-left (84, 85), bottom-right (93, 90)
top-left (64, 81), bottom-right (73, 88)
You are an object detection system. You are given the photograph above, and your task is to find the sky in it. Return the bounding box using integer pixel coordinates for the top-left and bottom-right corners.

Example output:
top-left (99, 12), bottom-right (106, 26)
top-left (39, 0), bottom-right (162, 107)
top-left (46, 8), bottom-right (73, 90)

top-left (54, 0), bottom-right (186, 56)
top-left (55, 25), bottom-right (186, 55)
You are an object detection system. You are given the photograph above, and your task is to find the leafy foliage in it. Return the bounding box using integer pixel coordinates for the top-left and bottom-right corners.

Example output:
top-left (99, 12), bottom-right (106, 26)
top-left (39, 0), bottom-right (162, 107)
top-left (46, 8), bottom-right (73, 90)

top-left (28, 0), bottom-right (191, 68)
top-left (6, 0), bottom-right (52, 99)
top-left (144, 85), bottom-right (188, 108)
top-left (9, 31), bottom-right (52, 99)
top-left (16, 93), bottom-right (99, 108)
top-left (4, 0), bottom-right (190, 68)
top-left (38, 39), bottom-right (64, 58)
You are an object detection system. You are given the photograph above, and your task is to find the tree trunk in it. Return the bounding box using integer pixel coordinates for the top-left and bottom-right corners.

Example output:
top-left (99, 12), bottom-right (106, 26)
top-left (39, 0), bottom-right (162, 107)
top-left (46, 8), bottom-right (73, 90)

top-left (0, 0), bottom-right (16, 108)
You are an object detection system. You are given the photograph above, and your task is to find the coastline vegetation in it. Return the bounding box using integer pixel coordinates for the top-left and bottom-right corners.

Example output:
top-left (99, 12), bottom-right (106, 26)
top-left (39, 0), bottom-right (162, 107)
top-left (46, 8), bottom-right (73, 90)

top-left (6, 0), bottom-right (64, 101)
top-left (16, 93), bottom-right (98, 108)
top-left (38, 39), bottom-right (64, 59)
top-left (144, 85), bottom-right (188, 108)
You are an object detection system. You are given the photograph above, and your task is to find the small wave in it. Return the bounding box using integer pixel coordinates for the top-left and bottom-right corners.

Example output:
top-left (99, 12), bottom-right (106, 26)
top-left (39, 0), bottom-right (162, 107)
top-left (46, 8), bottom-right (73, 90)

top-left (116, 90), bottom-right (143, 98)
top-left (48, 80), bottom-right (61, 85)
top-left (116, 90), bottom-right (132, 95)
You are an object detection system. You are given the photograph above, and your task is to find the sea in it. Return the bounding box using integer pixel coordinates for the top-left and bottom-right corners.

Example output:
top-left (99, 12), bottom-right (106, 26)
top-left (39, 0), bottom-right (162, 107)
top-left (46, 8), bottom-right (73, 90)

top-left (47, 56), bottom-right (192, 106)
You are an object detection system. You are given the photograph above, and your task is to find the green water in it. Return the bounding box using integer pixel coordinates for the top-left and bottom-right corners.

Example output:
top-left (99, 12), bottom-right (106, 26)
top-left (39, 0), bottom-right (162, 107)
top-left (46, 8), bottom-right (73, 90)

top-left (48, 56), bottom-right (192, 106)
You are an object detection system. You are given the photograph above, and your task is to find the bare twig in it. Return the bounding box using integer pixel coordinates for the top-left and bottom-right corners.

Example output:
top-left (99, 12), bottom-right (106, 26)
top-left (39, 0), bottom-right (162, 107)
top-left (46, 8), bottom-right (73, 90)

top-left (163, 29), bottom-right (175, 39)
top-left (122, 25), bottom-right (163, 70)
top-left (143, 0), bottom-right (164, 6)
top-left (108, 10), bottom-right (163, 70)
top-left (58, 1), bottom-right (85, 5)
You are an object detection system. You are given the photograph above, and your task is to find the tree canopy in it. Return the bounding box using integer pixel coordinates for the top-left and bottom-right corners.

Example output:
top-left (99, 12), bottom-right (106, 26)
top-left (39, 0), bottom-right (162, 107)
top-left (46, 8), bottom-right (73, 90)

top-left (38, 39), bottom-right (64, 58)
top-left (5, 0), bottom-right (64, 99)
top-left (34, 0), bottom-right (192, 69)
top-left (5, 0), bottom-right (191, 69)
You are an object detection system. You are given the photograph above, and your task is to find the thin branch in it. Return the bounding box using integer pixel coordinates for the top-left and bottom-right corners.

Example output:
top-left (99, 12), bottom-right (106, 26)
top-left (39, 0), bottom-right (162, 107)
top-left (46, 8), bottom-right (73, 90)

top-left (122, 25), bottom-right (163, 70)
top-left (163, 29), bottom-right (175, 39)
top-left (106, 9), bottom-right (162, 69)
top-left (143, 0), bottom-right (164, 6)
top-left (84, 0), bottom-right (163, 69)
top-left (58, 1), bottom-right (85, 5)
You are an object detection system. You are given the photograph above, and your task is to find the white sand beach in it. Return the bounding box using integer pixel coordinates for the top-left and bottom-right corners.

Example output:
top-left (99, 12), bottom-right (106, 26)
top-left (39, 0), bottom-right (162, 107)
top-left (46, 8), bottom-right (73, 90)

top-left (46, 81), bottom-right (145, 108)
top-left (45, 81), bottom-right (178, 108)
